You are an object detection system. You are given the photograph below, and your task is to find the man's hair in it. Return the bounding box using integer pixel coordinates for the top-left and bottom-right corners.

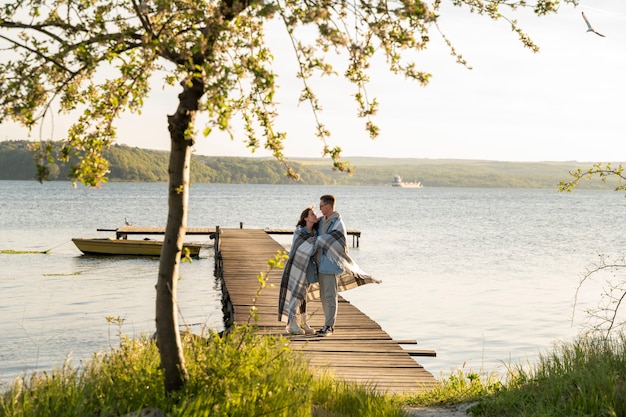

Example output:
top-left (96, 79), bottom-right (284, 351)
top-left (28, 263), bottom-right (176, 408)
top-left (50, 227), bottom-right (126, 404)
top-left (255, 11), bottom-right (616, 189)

top-left (320, 194), bottom-right (335, 206)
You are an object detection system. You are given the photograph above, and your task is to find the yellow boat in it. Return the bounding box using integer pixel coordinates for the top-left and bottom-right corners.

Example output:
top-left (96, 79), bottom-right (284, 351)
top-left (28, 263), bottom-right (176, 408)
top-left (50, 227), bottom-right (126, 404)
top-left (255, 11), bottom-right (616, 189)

top-left (72, 238), bottom-right (201, 258)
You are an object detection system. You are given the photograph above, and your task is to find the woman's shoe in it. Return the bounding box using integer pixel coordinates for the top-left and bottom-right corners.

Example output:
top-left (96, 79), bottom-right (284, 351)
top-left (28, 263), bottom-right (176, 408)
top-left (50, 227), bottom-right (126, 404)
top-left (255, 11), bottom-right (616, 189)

top-left (301, 322), bottom-right (316, 335)
top-left (287, 321), bottom-right (305, 335)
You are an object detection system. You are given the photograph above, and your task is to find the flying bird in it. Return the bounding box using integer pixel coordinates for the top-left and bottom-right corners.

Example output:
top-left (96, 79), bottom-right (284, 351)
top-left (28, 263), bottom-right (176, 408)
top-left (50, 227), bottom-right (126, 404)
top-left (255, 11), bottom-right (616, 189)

top-left (582, 11), bottom-right (605, 37)
top-left (125, 217), bottom-right (132, 226)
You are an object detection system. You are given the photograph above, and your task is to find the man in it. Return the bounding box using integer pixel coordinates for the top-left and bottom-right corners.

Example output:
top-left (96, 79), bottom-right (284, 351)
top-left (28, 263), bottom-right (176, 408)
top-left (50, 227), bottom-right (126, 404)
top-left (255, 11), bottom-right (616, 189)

top-left (315, 194), bottom-right (346, 337)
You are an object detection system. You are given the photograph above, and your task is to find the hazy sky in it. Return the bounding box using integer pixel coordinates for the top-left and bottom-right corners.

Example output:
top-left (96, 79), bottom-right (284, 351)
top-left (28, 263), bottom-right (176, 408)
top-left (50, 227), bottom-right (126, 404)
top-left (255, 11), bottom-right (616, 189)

top-left (2, 0), bottom-right (625, 162)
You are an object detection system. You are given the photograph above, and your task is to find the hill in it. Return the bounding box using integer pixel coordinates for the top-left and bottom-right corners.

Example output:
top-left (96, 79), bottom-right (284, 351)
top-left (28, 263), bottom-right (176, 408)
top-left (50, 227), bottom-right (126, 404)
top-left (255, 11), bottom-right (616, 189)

top-left (0, 140), bottom-right (619, 189)
top-left (0, 140), bottom-right (327, 185)
top-left (298, 156), bottom-right (622, 189)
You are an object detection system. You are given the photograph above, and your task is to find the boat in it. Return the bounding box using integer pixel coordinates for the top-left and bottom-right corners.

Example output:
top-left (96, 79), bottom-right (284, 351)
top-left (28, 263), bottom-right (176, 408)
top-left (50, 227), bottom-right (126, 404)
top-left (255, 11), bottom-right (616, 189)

top-left (391, 175), bottom-right (423, 188)
top-left (72, 237), bottom-right (202, 258)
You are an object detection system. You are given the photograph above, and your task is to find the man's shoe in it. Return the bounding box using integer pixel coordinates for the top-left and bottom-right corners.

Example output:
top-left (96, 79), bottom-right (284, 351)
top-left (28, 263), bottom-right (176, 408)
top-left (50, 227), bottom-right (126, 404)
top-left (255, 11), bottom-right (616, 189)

top-left (316, 326), bottom-right (334, 337)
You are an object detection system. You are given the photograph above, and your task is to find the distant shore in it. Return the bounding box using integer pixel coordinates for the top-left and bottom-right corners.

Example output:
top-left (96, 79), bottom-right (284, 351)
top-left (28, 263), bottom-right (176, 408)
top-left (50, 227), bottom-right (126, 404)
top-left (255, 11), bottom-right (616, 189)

top-left (0, 140), bottom-right (621, 189)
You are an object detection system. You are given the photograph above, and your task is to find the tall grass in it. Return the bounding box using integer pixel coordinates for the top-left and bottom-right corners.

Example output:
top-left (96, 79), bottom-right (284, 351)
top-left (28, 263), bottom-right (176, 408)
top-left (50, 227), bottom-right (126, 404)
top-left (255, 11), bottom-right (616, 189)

top-left (0, 326), bottom-right (406, 417)
top-left (0, 336), bottom-right (166, 417)
top-left (312, 375), bottom-right (406, 417)
top-left (402, 333), bottom-right (626, 416)
top-left (6, 326), bottom-right (626, 416)
top-left (469, 333), bottom-right (626, 416)
top-left (404, 366), bottom-right (502, 408)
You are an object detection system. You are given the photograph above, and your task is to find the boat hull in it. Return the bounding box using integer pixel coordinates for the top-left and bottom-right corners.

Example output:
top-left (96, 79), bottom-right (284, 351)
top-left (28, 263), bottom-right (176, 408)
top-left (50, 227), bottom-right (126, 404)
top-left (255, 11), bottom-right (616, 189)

top-left (72, 238), bottom-right (201, 257)
top-left (392, 183), bottom-right (423, 188)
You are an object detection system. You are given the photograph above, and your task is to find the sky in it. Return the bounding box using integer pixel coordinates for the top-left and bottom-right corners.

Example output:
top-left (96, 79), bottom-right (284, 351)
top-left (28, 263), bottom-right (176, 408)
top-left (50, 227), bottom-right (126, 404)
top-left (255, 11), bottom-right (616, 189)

top-left (1, 0), bottom-right (625, 162)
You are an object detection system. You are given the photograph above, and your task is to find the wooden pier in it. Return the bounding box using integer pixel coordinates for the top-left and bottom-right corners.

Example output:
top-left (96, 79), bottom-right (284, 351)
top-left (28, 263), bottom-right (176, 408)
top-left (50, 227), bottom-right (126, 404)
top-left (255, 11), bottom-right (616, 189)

top-left (215, 228), bottom-right (438, 394)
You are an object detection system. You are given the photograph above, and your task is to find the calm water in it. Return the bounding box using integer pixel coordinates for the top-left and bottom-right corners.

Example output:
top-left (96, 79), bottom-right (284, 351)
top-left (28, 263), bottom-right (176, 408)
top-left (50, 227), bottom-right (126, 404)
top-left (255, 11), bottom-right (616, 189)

top-left (1, 181), bottom-right (625, 387)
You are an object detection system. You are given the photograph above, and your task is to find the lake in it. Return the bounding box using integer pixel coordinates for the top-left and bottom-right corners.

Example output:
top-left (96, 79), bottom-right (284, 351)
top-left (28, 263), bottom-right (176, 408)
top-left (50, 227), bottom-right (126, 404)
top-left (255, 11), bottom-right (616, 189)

top-left (1, 180), bottom-right (625, 388)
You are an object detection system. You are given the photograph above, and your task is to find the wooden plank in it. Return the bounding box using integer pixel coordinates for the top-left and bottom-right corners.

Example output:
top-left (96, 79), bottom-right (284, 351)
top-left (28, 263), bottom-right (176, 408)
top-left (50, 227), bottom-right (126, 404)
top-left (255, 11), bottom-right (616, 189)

top-left (395, 339), bottom-right (418, 345)
top-left (112, 226), bottom-right (216, 236)
top-left (406, 350), bottom-right (437, 357)
top-left (216, 228), bottom-right (438, 394)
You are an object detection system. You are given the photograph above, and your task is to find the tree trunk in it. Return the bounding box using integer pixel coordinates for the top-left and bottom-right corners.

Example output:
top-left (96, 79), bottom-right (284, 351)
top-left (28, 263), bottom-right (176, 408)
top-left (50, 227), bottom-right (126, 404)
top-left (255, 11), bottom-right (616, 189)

top-left (155, 139), bottom-right (191, 392)
top-left (156, 77), bottom-right (203, 393)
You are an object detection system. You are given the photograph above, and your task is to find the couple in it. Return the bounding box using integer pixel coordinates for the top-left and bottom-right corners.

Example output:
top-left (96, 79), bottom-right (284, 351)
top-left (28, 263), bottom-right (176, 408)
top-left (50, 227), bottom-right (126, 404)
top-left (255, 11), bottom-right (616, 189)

top-left (278, 194), bottom-right (380, 337)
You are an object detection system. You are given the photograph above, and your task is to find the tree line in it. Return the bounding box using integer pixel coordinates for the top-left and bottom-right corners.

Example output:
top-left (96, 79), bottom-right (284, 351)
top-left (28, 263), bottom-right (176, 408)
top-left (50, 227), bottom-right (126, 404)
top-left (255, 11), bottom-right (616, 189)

top-left (0, 140), bottom-right (329, 184)
top-left (0, 140), bottom-right (617, 189)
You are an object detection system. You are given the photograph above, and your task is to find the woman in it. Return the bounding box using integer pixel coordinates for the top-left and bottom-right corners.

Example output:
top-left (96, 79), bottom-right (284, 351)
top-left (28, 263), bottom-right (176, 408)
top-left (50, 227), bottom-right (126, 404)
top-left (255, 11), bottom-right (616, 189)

top-left (277, 206), bottom-right (319, 335)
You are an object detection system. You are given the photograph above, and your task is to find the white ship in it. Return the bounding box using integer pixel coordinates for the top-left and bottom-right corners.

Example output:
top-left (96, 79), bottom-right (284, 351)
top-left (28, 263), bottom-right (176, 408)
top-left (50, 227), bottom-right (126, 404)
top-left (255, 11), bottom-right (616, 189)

top-left (391, 175), bottom-right (423, 188)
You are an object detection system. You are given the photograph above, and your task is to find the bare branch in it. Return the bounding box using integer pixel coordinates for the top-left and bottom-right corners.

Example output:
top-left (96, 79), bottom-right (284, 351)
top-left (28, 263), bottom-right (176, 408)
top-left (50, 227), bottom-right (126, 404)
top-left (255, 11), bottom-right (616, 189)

top-left (572, 255), bottom-right (626, 340)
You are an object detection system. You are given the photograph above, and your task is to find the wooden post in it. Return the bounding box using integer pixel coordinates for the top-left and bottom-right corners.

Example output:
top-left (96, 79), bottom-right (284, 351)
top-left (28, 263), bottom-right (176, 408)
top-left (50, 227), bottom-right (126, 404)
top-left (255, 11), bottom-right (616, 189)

top-left (214, 226), bottom-right (220, 259)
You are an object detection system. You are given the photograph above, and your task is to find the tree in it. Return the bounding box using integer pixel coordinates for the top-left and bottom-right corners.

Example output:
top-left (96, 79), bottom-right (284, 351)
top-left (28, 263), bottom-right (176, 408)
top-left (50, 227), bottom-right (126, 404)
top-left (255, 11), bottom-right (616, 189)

top-left (0, 0), bottom-right (578, 393)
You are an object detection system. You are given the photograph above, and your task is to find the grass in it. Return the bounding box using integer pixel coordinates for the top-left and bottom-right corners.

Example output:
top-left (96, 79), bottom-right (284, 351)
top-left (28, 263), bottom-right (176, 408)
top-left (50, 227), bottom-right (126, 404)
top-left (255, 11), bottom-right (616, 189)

top-left (403, 366), bottom-right (502, 408)
top-left (2, 328), bottom-right (626, 416)
top-left (405, 333), bottom-right (626, 416)
top-left (0, 326), bottom-right (406, 417)
top-left (0, 250), bottom-right (49, 254)
top-left (468, 334), bottom-right (626, 416)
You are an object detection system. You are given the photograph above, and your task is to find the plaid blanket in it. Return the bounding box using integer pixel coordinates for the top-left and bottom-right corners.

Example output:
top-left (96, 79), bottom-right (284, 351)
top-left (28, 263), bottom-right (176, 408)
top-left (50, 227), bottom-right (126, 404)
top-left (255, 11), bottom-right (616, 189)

top-left (278, 221), bottom-right (381, 323)
top-left (315, 228), bottom-right (381, 297)
top-left (278, 227), bottom-right (317, 323)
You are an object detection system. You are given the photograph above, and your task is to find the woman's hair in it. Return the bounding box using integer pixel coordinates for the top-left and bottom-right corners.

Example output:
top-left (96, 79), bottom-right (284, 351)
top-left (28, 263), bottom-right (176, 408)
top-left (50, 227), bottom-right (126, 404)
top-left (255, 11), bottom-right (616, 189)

top-left (296, 206), bottom-right (318, 230)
